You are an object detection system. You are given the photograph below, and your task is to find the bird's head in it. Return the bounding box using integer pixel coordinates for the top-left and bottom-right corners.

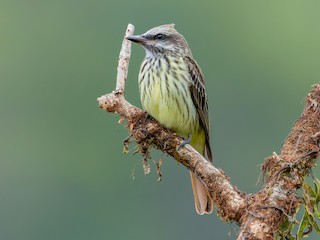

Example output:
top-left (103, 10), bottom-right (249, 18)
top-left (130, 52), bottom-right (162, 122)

top-left (126, 24), bottom-right (191, 58)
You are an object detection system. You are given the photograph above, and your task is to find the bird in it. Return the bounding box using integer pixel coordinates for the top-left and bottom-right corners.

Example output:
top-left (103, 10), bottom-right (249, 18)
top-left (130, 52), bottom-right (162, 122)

top-left (126, 24), bottom-right (213, 215)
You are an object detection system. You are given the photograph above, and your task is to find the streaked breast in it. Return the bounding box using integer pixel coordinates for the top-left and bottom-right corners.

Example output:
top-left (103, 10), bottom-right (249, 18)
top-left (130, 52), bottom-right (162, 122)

top-left (138, 55), bottom-right (199, 137)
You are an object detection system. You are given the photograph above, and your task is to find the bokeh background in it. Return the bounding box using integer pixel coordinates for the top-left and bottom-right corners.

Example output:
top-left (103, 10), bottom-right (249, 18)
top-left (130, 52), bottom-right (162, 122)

top-left (1, 0), bottom-right (320, 239)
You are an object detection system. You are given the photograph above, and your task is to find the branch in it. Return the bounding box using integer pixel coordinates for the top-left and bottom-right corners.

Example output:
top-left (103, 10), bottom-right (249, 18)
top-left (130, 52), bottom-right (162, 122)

top-left (238, 85), bottom-right (320, 239)
top-left (97, 23), bottom-right (245, 222)
top-left (98, 24), bottom-right (320, 239)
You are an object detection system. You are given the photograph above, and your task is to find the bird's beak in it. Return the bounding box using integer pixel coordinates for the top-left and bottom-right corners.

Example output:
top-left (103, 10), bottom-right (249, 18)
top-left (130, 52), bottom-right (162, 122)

top-left (126, 35), bottom-right (147, 44)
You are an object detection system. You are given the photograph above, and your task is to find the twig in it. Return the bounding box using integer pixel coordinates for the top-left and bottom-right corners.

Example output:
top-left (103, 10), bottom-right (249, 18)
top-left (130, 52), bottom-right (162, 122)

top-left (116, 23), bottom-right (134, 92)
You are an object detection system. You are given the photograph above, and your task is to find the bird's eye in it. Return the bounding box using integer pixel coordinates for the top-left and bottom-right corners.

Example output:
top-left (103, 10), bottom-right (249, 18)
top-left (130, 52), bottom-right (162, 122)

top-left (155, 34), bottom-right (166, 40)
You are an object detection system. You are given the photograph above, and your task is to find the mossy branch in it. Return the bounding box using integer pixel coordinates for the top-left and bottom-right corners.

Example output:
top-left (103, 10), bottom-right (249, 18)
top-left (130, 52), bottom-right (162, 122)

top-left (98, 24), bottom-right (320, 240)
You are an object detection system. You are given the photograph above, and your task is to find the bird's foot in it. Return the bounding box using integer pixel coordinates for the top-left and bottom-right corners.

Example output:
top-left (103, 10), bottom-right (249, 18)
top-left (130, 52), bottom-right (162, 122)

top-left (178, 134), bottom-right (191, 150)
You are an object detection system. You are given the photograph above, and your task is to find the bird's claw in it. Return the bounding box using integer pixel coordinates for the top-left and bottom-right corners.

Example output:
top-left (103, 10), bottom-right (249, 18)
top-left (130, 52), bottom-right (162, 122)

top-left (178, 134), bottom-right (191, 150)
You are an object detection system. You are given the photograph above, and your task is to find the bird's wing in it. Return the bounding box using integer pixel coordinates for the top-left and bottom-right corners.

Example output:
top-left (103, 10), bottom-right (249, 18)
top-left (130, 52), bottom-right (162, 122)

top-left (185, 56), bottom-right (212, 161)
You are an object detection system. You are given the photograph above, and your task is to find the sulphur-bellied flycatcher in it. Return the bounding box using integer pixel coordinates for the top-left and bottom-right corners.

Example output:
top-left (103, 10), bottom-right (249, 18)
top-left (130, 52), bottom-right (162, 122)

top-left (127, 24), bottom-right (213, 215)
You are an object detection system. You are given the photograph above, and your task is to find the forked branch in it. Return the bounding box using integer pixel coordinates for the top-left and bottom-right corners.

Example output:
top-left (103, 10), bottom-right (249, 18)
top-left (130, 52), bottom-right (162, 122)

top-left (98, 24), bottom-right (320, 240)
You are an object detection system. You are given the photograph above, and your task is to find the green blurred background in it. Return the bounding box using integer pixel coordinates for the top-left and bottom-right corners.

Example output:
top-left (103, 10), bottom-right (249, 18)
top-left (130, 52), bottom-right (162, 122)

top-left (1, 0), bottom-right (320, 239)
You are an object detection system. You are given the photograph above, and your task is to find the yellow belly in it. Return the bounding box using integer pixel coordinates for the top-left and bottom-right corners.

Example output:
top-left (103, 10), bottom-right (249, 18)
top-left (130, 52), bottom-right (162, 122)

top-left (138, 56), bottom-right (206, 156)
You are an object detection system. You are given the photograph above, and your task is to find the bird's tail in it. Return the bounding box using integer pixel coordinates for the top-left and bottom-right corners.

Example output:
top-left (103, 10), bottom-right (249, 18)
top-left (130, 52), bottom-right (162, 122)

top-left (189, 141), bottom-right (213, 215)
top-left (190, 172), bottom-right (213, 215)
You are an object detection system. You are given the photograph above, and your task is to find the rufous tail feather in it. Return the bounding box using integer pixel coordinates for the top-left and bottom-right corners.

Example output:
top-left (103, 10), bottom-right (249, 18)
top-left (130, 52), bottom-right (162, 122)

top-left (190, 172), bottom-right (213, 215)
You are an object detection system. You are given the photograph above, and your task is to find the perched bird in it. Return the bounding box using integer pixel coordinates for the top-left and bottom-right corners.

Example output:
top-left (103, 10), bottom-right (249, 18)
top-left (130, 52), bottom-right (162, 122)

top-left (127, 24), bottom-right (213, 215)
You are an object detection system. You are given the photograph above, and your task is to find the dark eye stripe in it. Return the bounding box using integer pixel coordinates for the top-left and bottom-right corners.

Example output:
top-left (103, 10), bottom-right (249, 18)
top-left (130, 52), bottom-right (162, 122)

top-left (145, 34), bottom-right (153, 40)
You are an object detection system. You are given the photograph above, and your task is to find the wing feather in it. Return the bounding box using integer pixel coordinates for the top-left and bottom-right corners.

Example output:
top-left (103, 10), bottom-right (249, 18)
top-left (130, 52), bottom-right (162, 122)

top-left (185, 56), bottom-right (212, 161)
